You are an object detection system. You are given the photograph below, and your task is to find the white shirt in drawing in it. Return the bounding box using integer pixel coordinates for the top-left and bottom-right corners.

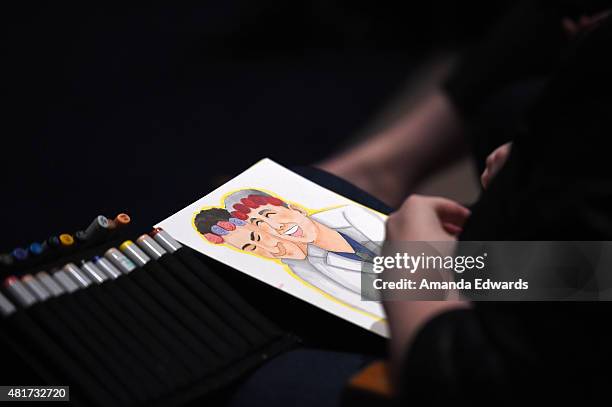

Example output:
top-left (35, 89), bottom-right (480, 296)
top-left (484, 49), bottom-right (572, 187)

top-left (283, 205), bottom-right (385, 318)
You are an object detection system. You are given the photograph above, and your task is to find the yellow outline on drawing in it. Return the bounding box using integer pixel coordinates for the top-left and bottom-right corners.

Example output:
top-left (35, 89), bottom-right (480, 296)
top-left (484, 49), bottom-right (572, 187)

top-left (191, 187), bottom-right (386, 322)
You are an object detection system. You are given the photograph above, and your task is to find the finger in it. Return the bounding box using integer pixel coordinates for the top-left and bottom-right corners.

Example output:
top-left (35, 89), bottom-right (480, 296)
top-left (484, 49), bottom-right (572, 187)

top-left (498, 142), bottom-right (512, 158)
top-left (442, 222), bottom-right (463, 236)
top-left (483, 143), bottom-right (512, 187)
top-left (434, 199), bottom-right (471, 227)
top-left (487, 158), bottom-right (502, 180)
top-left (486, 153), bottom-right (495, 168)
top-left (488, 147), bottom-right (506, 169)
top-left (487, 154), bottom-right (507, 185)
top-left (486, 143), bottom-right (512, 166)
top-left (481, 168), bottom-right (490, 189)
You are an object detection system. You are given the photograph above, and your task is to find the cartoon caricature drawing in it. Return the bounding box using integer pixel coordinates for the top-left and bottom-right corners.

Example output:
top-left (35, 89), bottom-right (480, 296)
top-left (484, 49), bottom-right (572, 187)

top-left (193, 189), bottom-right (385, 317)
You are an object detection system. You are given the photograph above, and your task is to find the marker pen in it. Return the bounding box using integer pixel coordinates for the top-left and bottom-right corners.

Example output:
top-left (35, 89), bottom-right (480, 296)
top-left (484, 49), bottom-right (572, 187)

top-left (104, 248), bottom-right (136, 274)
top-left (52, 270), bottom-right (79, 293)
top-left (150, 228), bottom-right (182, 253)
top-left (76, 215), bottom-right (110, 242)
top-left (108, 213), bottom-right (131, 229)
top-left (11, 247), bottom-right (28, 262)
top-left (41, 235), bottom-right (61, 251)
top-left (0, 253), bottom-right (14, 267)
top-left (0, 291), bottom-right (16, 316)
top-left (119, 240), bottom-right (150, 267)
top-left (35, 271), bottom-right (65, 297)
top-left (136, 234), bottom-right (167, 260)
top-left (28, 242), bottom-right (45, 256)
top-left (22, 274), bottom-right (52, 302)
top-left (59, 234), bottom-right (75, 248)
top-left (93, 256), bottom-right (122, 279)
top-left (80, 261), bottom-right (108, 284)
top-left (4, 276), bottom-right (37, 307)
top-left (63, 263), bottom-right (91, 288)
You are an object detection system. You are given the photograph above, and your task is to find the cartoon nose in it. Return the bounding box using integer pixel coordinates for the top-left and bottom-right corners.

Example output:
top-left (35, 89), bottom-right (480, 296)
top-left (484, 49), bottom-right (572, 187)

top-left (261, 218), bottom-right (280, 230)
top-left (259, 234), bottom-right (279, 249)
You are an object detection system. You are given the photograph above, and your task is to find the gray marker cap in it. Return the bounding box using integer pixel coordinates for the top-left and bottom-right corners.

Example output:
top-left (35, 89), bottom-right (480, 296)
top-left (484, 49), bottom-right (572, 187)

top-left (93, 256), bottom-right (122, 279)
top-left (119, 241), bottom-right (150, 267)
top-left (136, 234), bottom-right (167, 259)
top-left (63, 263), bottom-right (92, 288)
top-left (36, 271), bottom-right (65, 297)
top-left (151, 229), bottom-right (182, 253)
top-left (0, 291), bottom-right (16, 316)
top-left (81, 261), bottom-right (108, 284)
top-left (105, 248), bottom-right (137, 273)
top-left (53, 270), bottom-right (79, 293)
top-left (4, 278), bottom-right (37, 308)
top-left (22, 275), bottom-right (52, 302)
top-left (82, 215), bottom-right (110, 241)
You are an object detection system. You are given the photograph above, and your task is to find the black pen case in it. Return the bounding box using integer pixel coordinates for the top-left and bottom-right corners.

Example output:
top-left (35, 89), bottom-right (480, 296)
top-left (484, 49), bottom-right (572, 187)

top-left (0, 229), bottom-right (298, 407)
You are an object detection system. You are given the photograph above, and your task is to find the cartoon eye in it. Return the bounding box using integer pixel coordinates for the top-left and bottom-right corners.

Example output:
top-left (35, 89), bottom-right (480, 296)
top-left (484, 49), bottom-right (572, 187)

top-left (253, 219), bottom-right (264, 226)
top-left (264, 212), bottom-right (276, 218)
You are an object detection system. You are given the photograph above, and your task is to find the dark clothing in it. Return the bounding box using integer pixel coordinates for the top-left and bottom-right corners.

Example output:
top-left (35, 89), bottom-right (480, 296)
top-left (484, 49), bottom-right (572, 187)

top-left (444, 0), bottom-right (612, 166)
top-left (403, 6), bottom-right (612, 405)
top-left (334, 232), bottom-right (377, 262)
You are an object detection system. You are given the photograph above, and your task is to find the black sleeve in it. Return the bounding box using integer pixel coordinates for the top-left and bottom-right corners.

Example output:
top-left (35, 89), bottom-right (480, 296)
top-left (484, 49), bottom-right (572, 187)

top-left (397, 309), bottom-right (511, 404)
top-left (398, 303), bottom-right (610, 404)
top-left (443, 0), bottom-right (612, 168)
top-left (399, 17), bottom-right (612, 406)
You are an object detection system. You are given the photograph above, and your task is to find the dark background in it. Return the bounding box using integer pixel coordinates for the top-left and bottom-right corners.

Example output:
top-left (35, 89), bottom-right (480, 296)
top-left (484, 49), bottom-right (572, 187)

top-left (0, 2), bottom-right (508, 252)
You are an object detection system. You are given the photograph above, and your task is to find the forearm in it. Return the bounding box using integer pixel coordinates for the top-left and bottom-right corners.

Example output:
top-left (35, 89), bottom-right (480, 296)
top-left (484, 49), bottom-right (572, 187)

top-left (320, 89), bottom-right (468, 205)
top-left (372, 90), bottom-right (468, 185)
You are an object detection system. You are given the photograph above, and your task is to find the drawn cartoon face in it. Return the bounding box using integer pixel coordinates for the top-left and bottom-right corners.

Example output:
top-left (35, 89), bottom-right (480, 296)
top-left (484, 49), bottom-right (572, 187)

top-left (223, 222), bottom-right (307, 260)
top-left (248, 204), bottom-right (318, 244)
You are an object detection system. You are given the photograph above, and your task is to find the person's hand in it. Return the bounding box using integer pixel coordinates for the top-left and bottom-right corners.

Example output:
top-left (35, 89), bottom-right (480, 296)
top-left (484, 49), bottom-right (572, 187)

top-left (385, 194), bottom-right (471, 244)
top-left (562, 10), bottom-right (611, 38)
top-left (480, 142), bottom-right (512, 189)
top-left (382, 194), bottom-right (472, 386)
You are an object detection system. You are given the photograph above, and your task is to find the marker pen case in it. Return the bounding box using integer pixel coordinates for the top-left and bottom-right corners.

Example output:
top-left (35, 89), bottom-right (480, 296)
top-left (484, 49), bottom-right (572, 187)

top-left (0, 231), bottom-right (298, 407)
